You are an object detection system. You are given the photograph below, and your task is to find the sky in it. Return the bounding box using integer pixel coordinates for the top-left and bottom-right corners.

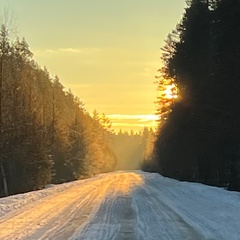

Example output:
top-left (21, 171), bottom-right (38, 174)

top-left (0, 0), bottom-right (186, 132)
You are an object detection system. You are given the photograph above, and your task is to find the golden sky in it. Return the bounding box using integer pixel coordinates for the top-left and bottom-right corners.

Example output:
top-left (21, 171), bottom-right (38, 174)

top-left (0, 0), bottom-right (186, 131)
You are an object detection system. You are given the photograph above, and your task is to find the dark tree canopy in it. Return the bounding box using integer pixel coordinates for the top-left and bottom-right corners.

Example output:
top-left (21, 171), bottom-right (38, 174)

top-left (147, 0), bottom-right (240, 191)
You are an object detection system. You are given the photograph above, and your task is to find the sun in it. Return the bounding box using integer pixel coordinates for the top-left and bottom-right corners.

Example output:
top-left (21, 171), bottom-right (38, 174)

top-left (163, 84), bottom-right (178, 99)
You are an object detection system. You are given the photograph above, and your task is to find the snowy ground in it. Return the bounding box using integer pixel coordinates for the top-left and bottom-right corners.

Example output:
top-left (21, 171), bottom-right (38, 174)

top-left (0, 171), bottom-right (240, 239)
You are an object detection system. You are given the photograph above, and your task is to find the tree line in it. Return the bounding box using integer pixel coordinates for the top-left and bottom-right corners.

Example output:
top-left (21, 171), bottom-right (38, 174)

top-left (113, 128), bottom-right (156, 170)
top-left (145, 0), bottom-right (240, 191)
top-left (0, 23), bottom-right (117, 197)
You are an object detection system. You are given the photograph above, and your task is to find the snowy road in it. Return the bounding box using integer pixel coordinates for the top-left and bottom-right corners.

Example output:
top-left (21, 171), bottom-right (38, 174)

top-left (0, 171), bottom-right (240, 239)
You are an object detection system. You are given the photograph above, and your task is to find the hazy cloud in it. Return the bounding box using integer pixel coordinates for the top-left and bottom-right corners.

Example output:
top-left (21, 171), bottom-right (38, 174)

top-left (107, 114), bottom-right (158, 121)
top-left (34, 47), bottom-right (102, 56)
top-left (107, 114), bottom-right (158, 131)
top-left (59, 48), bottom-right (82, 53)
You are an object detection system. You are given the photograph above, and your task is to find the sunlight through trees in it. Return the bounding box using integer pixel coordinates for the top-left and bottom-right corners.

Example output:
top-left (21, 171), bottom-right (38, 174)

top-left (147, 0), bottom-right (240, 191)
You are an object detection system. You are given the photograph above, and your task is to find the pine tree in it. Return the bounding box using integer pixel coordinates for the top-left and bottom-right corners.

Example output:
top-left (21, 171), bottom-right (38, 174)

top-left (0, 24), bottom-right (12, 196)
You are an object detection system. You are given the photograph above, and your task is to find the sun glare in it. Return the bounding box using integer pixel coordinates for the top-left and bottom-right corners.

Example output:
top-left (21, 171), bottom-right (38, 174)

top-left (164, 84), bottom-right (178, 99)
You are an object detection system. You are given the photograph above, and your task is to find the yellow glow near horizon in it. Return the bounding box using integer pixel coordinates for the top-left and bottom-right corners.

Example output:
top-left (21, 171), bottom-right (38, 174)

top-left (4, 0), bottom-right (186, 132)
top-left (108, 114), bottom-right (159, 121)
top-left (107, 114), bottom-right (159, 132)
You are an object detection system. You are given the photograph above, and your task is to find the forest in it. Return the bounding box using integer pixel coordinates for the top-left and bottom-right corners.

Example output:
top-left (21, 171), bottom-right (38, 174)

top-left (3, 0), bottom-right (240, 197)
top-left (0, 21), bottom-right (153, 198)
top-left (144, 0), bottom-right (240, 191)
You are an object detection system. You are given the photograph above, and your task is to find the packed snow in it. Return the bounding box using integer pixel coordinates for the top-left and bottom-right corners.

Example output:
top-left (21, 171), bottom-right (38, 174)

top-left (0, 171), bottom-right (240, 239)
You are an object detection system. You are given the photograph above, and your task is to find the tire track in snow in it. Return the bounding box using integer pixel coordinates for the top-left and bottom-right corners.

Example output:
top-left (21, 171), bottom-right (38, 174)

top-left (116, 196), bottom-right (136, 240)
top-left (1, 171), bottom-right (235, 239)
top-left (0, 175), bottom-right (117, 240)
top-left (132, 172), bottom-right (204, 240)
top-left (143, 173), bottom-right (218, 239)
top-left (26, 177), bottom-right (116, 240)
top-left (74, 172), bottom-right (140, 240)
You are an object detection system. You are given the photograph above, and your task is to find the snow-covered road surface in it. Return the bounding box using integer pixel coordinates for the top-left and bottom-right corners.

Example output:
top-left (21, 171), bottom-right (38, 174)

top-left (0, 171), bottom-right (240, 239)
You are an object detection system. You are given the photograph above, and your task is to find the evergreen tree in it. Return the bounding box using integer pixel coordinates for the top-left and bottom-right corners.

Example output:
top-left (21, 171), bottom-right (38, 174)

top-left (151, 0), bottom-right (240, 191)
top-left (0, 20), bottom-right (118, 196)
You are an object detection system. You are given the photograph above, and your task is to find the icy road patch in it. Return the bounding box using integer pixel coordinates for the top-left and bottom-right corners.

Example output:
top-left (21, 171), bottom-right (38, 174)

top-left (0, 171), bottom-right (240, 239)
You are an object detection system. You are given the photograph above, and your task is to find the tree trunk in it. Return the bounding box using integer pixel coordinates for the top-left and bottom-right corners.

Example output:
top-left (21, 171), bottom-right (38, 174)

top-left (0, 161), bottom-right (9, 196)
